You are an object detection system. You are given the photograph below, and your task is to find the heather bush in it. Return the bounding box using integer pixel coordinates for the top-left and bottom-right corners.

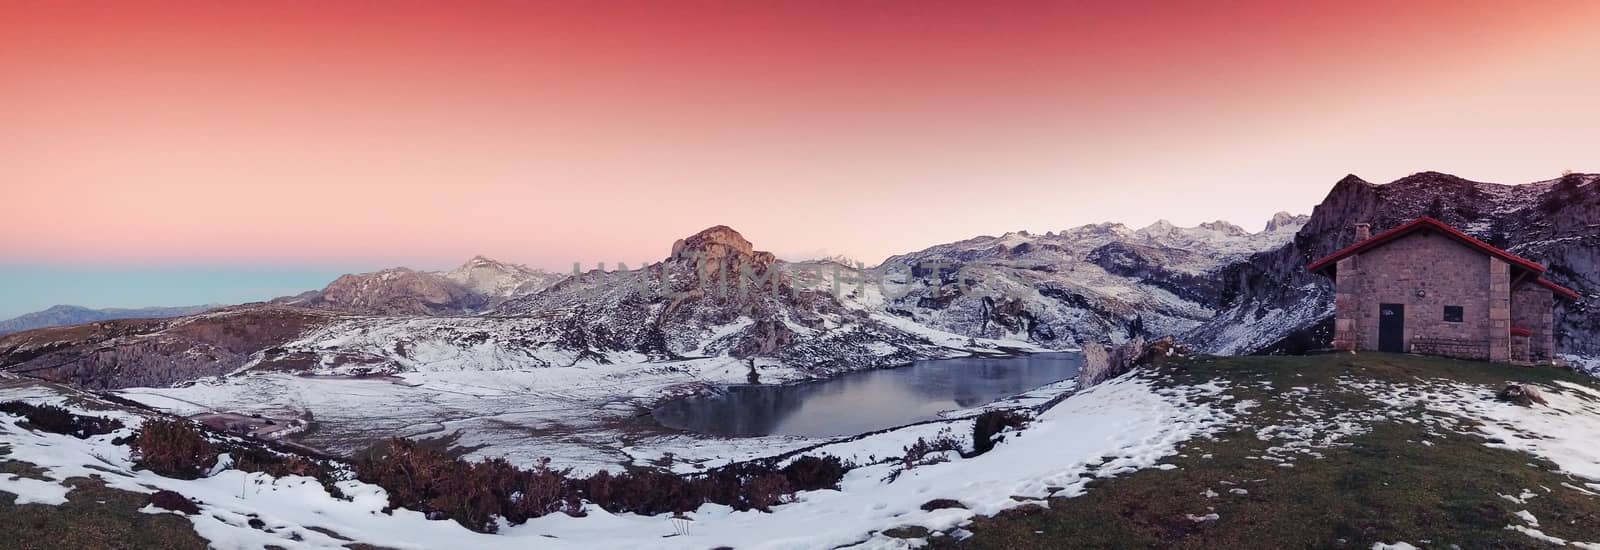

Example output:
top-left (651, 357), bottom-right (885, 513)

top-left (780, 455), bottom-right (847, 492)
top-left (972, 409), bottom-right (1031, 456)
top-left (147, 490), bottom-right (201, 515)
top-left (506, 458), bottom-right (575, 521)
top-left (0, 401), bottom-right (124, 439)
top-left (355, 439), bottom-right (459, 517)
top-left (430, 459), bottom-right (510, 532)
top-left (355, 438), bottom-right (850, 532)
top-left (742, 473), bottom-right (792, 512)
top-left (901, 429), bottom-right (963, 470)
top-left (229, 445), bottom-right (326, 479)
top-left (131, 419), bottom-right (218, 479)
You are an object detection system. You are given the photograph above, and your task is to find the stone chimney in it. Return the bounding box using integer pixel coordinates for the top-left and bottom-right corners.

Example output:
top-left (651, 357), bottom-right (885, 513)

top-left (1354, 223), bottom-right (1372, 244)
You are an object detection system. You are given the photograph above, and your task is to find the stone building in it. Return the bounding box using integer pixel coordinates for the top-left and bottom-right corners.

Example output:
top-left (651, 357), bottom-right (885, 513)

top-left (1308, 217), bottom-right (1579, 364)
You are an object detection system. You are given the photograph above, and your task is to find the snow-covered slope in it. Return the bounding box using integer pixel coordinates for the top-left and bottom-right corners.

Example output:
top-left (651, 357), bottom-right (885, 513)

top-left (276, 256), bottom-right (566, 316)
top-left (869, 215), bottom-right (1306, 349)
top-left (444, 255), bottom-right (566, 305)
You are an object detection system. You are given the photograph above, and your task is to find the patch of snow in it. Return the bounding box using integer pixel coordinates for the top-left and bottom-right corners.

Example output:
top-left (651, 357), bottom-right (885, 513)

top-left (1372, 543), bottom-right (1418, 550)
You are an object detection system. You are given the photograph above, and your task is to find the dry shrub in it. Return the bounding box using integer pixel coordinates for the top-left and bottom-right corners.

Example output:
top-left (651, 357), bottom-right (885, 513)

top-left (901, 429), bottom-right (963, 470)
top-left (972, 409), bottom-right (1031, 456)
top-left (0, 401), bottom-right (124, 439)
top-left (356, 437), bottom-right (849, 532)
top-left (131, 419), bottom-right (217, 479)
top-left (780, 455), bottom-right (847, 492)
top-left (355, 439), bottom-right (459, 517)
top-left (147, 490), bottom-right (201, 515)
top-left (742, 473), bottom-right (792, 512)
top-left (505, 458), bottom-right (573, 522)
top-left (230, 446), bottom-right (325, 478)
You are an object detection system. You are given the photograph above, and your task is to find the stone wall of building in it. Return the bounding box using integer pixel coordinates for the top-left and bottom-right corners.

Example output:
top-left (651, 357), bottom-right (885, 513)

top-left (1512, 283), bottom-right (1556, 362)
top-left (1333, 256), bottom-right (1359, 351)
top-left (1347, 231), bottom-right (1495, 358)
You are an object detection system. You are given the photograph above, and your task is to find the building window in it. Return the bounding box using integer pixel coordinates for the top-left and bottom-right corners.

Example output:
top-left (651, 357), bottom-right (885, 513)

top-left (1444, 306), bottom-right (1464, 323)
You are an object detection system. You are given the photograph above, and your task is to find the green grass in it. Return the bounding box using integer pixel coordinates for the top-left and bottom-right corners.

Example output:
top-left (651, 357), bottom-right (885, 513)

top-left (0, 475), bottom-right (209, 550)
top-left (935, 353), bottom-right (1600, 549)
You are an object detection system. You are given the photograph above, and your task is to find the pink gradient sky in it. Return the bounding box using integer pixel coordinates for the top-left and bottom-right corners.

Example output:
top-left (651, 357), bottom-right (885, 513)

top-left (4, 0), bottom-right (1599, 271)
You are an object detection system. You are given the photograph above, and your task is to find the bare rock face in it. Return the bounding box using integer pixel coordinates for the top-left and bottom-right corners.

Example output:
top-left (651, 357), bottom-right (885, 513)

top-left (1077, 336), bottom-right (1186, 388)
top-left (305, 268), bottom-right (487, 316)
top-left (671, 225), bottom-right (757, 264)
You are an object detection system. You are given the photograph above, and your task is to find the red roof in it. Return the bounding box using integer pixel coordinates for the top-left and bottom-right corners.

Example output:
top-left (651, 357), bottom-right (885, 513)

top-left (1307, 217), bottom-right (1547, 275)
top-left (1538, 278), bottom-right (1582, 301)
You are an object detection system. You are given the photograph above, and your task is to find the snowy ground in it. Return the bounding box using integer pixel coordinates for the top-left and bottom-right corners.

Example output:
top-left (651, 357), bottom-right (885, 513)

top-left (116, 352), bottom-right (1073, 475)
top-left (119, 357), bottom-right (781, 473)
top-left (12, 360), bottom-right (1600, 549)
top-left (3, 372), bottom-right (1229, 550)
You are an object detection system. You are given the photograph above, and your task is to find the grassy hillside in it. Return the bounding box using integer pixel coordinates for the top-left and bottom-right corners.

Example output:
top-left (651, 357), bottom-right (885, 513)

top-left (937, 353), bottom-right (1600, 549)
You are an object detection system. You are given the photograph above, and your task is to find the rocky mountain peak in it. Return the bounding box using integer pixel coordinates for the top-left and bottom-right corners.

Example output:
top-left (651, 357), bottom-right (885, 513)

top-left (1198, 220), bottom-right (1249, 236)
top-left (448, 255), bottom-right (526, 277)
top-left (445, 255), bottom-right (560, 299)
top-left (1142, 219), bottom-right (1176, 231)
top-left (1393, 171), bottom-right (1477, 188)
top-left (1335, 174), bottom-right (1372, 187)
top-left (460, 254), bottom-right (502, 268)
top-left (1264, 211), bottom-right (1309, 233)
top-left (309, 268), bottom-right (486, 316)
top-left (670, 225), bottom-right (758, 264)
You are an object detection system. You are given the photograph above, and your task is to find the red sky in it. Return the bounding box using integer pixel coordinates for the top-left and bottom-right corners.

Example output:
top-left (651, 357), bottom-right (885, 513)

top-left (4, 0), bottom-right (1598, 270)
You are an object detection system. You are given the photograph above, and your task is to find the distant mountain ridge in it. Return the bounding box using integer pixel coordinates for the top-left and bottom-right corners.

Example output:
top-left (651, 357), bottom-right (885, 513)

top-left (0, 304), bottom-right (219, 336)
top-left (2, 171), bottom-right (1594, 390)
top-left (275, 256), bottom-right (565, 315)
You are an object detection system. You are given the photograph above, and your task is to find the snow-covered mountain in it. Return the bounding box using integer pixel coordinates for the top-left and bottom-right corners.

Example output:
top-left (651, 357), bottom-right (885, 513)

top-left (277, 256), bottom-right (566, 316)
top-left (868, 215), bottom-right (1306, 349)
top-left (444, 255), bottom-right (566, 305)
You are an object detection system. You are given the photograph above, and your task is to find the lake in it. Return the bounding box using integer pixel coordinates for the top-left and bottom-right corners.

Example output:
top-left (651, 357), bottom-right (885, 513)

top-left (652, 353), bottom-right (1083, 438)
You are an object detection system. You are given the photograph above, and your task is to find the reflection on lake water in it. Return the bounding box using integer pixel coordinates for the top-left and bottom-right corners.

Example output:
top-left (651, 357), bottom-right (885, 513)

top-left (652, 353), bottom-right (1082, 438)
